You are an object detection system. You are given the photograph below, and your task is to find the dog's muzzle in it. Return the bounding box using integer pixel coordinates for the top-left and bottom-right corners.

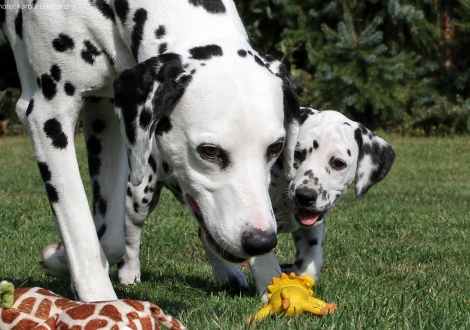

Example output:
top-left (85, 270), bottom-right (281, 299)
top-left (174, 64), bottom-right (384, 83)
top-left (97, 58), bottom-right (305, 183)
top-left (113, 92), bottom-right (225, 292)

top-left (186, 194), bottom-right (277, 263)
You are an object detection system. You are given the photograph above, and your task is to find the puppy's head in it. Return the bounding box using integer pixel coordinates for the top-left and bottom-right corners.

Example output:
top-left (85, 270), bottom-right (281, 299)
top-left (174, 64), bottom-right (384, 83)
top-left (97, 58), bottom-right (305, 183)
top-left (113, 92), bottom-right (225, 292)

top-left (114, 46), bottom-right (299, 262)
top-left (288, 108), bottom-right (395, 228)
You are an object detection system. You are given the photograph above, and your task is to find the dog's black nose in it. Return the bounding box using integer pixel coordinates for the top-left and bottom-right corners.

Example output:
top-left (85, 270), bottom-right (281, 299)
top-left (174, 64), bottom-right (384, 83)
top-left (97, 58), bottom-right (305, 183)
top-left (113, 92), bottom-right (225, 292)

top-left (242, 228), bottom-right (277, 256)
top-left (294, 186), bottom-right (318, 206)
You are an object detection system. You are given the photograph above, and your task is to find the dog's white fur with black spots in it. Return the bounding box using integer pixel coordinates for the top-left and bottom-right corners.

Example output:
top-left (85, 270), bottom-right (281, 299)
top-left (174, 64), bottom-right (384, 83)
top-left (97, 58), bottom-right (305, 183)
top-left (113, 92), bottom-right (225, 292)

top-left (119, 107), bottom-right (395, 300)
top-left (0, 0), bottom-right (299, 302)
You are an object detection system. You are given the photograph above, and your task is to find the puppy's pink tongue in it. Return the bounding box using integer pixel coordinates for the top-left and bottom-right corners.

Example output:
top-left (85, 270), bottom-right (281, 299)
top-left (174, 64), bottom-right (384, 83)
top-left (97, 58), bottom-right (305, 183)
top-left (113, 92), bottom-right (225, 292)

top-left (297, 208), bottom-right (321, 226)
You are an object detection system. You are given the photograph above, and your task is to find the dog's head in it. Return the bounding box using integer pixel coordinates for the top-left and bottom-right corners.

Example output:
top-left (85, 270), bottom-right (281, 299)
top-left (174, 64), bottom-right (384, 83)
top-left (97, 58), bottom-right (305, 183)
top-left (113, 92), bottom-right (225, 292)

top-left (114, 45), bottom-right (299, 262)
top-left (287, 108), bottom-right (395, 228)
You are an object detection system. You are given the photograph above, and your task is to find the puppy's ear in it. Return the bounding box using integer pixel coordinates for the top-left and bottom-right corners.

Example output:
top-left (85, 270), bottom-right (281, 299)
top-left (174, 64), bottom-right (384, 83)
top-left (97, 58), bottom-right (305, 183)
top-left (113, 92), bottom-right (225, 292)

top-left (354, 125), bottom-right (395, 198)
top-left (277, 63), bottom-right (300, 181)
top-left (114, 54), bottom-right (192, 185)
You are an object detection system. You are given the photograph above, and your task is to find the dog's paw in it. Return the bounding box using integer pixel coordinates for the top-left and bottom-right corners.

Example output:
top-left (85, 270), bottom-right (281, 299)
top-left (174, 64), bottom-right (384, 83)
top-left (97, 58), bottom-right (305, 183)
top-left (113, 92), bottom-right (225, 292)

top-left (117, 258), bottom-right (141, 285)
top-left (40, 243), bottom-right (70, 277)
top-left (214, 263), bottom-right (249, 294)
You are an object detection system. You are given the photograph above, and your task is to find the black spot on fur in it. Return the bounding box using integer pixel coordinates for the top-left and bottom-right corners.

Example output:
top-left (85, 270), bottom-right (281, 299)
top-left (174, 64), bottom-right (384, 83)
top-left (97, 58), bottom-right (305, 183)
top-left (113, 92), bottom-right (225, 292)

top-left (98, 198), bottom-right (107, 216)
top-left (97, 224), bottom-right (107, 239)
top-left (300, 108), bottom-right (315, 125)
top-left (50, 65), bottom-right (61, 82)
top-left (309, 147), bottom-right (313, 154)
top-left (36, 77), bottom-right (41, 88)
top-left (139, 107), bottom-right (152, 129)
top-left (45, 183), bottom-right (59, 203)
top-left (347, 149), bottom-right (351, 157)
top-left (88, 156), bottom-right (101, 177)
top-left (131, 8), bottom-right (148, 60)
top-left (87, 136), bottom-right (102, 155)
top-left (64, 82), bottom-right (76, 96)
top-left (82, 40), bottom-right (102, 65)
top-left (189, 44), bottom-right (223, 60)
top-left (148, 155), bottom-right (157, 172)
top-left (133, 202), bottom-right (139, 213)
top-left (26, 99), bottom-right (34, 117)
top-left (188, 0), bottom-right (226, 14)
top-left (114, 0), bottom-right (129, 24)
top-left (15, 9), bottom-right (22, 39)
top-left (254, 55), bottom-right (265, 67)
top-left (158, 43), bottom-right (168, 54)
top-left (37, 162), bottom-right (52, 182)
top-left (117, 259), bottom-right (125, 269)
top-left (52, 34), bottom-right (75, 52)
top-left (237, 49), bottom-right (247, 57)
top-left (162, 160), bottom-right (169, 173)
top-left (37, 163), bottom-right (58, 203)
top-left (43, 118), bottom-right (68, 149)
top-left (142, 198), bottom-right (149, 204)
top-left (89, 0), bottom-right (116, 23)
top-left (127, 186), bottom-right (133, 197)
top-left (148, 175), bottom-right (153, 183)
top-left (309, 238), bottom-right (318, 246)
top-left (155, 115), bottom-right (172, 137)
top-left (92, 182), bottom-right (107, 217)
top-left (91, 119), bottom-right (106, 134)
top-left (41, 74), bottom-right (57, 100)
top-left (155, 25), bottom-right (166, 39)
top-left (313, 140), bottom-right (319, 149)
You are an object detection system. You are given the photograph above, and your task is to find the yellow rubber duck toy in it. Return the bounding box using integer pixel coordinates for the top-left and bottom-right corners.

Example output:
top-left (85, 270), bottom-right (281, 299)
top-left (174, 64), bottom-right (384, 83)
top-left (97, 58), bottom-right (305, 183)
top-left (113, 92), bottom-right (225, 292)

top-left (248, 272), bottom-right (337, 323)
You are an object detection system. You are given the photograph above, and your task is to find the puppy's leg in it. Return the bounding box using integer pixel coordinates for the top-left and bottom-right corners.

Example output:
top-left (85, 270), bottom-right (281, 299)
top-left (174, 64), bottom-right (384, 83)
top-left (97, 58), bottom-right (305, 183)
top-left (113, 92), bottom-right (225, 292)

top-left (198, 228), bottom-right (249, 294)
top-left (118, 145), bottom-right (164, 284)
top-left (82, 97), bottom-right (129, 267)
top-left (281, 221), bottom-right (325, 281)
top-left (26, 91), bottom-right (117, 301)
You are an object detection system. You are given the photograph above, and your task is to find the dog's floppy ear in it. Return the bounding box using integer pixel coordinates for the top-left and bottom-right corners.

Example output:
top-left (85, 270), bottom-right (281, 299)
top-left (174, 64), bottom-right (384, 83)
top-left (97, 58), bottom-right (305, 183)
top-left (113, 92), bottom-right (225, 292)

top-left (114, 53), bottom-right (192, 185)
top-left (276, 63), bottom-right (300, 181)
top-left (354, 124), bottom-right (395, 198)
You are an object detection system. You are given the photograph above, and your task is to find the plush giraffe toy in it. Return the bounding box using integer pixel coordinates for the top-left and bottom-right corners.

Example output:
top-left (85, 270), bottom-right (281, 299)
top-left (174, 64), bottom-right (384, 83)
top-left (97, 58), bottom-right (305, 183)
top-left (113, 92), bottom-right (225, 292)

top-left (0, 280), bottom-right (186, 329)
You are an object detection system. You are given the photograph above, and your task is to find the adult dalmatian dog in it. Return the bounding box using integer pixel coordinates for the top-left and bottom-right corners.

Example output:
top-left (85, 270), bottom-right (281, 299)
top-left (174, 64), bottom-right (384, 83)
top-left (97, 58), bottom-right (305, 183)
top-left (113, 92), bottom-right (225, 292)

top-left (0, 0), bottom-right (300, 302)
top-left (118, 107), bottom-right (395, 299)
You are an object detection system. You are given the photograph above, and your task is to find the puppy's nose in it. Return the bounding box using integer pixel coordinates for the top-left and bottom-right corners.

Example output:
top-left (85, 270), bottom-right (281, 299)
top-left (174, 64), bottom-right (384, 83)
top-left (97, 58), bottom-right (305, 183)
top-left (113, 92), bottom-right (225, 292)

top-left (242, 228), bottom-right (277, 256)
top-left (294, 186), bottom-right (318, 206)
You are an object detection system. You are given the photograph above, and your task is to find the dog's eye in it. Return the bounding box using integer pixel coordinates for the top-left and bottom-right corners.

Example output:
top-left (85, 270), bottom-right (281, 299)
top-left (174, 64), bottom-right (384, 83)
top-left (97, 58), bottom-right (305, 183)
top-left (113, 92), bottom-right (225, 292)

top-left (197, 144), bottom-right (230, 169)
top-left (330, 158), bottom-right (346, 170)
top-left (199, 145), bottom-right (221, 158)
top-left (294, 149), bottom-right (306, 162)
top-left (267, 141), bottom-right (283, 159)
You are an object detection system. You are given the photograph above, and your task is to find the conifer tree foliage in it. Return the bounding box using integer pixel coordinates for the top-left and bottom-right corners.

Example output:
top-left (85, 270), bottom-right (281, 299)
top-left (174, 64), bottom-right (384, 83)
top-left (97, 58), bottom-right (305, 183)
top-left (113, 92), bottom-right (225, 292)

top-left (237, 0), bottom-right (470, 135)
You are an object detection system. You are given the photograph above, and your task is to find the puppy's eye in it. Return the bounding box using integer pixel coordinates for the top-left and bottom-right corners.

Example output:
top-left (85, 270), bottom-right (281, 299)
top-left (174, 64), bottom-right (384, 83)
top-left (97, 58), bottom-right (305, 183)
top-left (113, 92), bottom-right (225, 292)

top-left (330, 158), bottom-right (346, 170)
top-left (294, 149), bottom-right (306, 162)
top-left (267, 141), bottom-right (284, 159)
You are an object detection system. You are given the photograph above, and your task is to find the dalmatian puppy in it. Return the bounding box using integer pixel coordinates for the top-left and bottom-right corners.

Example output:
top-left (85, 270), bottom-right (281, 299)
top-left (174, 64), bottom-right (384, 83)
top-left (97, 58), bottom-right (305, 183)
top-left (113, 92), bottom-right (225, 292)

top-left (0, 0), bottom-right (299, 302)
top-left (120, 107), bottom-right (395, 299)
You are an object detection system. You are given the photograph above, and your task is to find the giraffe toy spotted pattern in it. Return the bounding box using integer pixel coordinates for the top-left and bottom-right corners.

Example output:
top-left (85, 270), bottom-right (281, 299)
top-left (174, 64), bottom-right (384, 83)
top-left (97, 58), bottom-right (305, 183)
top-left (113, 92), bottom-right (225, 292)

top-left (0, 280), bottom-right (186, 330)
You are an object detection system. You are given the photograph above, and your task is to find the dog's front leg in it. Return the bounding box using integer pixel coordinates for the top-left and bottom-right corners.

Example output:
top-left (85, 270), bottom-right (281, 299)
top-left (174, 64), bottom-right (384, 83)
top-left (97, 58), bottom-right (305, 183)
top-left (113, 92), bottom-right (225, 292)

top-left (26, 92), bottom-right (117, 302)
top-left (198, 228), bottom-right (249, 294)
top-left (281, 221), bottom-right (325, 281)
top-left (248, 252), bottom-right (282, 301)
top-left (82, 97), bottom-right (129, 268)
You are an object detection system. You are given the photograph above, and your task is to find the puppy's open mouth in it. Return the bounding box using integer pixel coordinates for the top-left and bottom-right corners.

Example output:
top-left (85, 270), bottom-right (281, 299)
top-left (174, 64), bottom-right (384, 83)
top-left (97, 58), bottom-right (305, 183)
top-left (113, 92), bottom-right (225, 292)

top-left (185, 194), bottom-right (248, 264)
top-left (294, 208), bottom-right (325, 227)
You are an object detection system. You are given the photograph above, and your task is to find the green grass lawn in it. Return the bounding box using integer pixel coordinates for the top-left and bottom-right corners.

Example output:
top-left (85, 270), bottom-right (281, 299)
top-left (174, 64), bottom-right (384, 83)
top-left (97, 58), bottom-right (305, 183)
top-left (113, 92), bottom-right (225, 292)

top-left (0, 134), bottom-right (469, 329)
